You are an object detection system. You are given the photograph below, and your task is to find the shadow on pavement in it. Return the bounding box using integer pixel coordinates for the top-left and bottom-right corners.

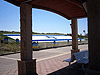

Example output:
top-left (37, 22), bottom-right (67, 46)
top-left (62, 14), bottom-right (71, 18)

top-left (47, 63), bottom-right (88, 75)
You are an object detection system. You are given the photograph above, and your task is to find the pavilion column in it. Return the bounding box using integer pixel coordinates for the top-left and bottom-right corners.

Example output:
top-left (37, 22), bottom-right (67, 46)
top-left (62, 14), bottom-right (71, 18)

top-left (85, 0), bottom-right (100, 74)
top-left (17, 2), bottom-right (37, 75)
top-left (71, 18), bottom-right (80, 55)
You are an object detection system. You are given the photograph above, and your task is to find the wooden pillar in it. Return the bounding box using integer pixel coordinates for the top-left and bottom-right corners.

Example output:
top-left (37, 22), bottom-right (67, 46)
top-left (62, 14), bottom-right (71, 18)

top-left (0, 39), bottom-right (1, 47)
top-left (17, 2), bottom-right (37, 75)
top-left (71, 18), bottom-right (80, 55)
top-left (85, 0), bottom-right (100, 74)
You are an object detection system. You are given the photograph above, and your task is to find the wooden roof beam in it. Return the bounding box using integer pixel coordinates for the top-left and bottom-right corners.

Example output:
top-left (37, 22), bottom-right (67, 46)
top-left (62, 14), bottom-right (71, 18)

top-left (66, 0), bottom-right (83, 8)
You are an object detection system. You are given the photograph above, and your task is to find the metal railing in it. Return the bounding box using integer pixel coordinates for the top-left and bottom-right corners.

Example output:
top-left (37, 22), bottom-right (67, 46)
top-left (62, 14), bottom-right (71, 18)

top-left (33, 40), bottom-right (88, 50)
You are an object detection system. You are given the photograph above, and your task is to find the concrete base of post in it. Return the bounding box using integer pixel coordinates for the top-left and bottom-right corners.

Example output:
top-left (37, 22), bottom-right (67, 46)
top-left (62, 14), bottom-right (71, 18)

top-left (85, 68), bottom-right (100, 75)
top-left (17, 59), bottom-right (38, 75)
top-left (71, 49), bottom-right (80, 55)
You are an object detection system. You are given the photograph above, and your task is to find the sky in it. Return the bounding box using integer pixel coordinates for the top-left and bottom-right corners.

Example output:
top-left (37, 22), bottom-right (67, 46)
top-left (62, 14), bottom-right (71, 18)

top-left (0, 0), bottom-right (88, 35)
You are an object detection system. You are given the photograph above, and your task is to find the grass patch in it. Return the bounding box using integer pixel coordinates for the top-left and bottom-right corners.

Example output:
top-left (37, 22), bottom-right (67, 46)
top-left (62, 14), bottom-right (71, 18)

top-left (0, 43), bottom-right (20, 55)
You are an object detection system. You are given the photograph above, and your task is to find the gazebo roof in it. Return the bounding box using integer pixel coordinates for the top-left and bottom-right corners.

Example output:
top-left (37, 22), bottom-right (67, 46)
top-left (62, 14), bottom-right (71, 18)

top-left (4, 0), bottom-right (87, 20)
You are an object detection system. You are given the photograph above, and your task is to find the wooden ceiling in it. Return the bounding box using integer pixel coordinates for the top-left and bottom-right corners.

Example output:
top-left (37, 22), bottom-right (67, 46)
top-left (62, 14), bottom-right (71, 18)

top-left (4, 0), bottom-right (87, 20)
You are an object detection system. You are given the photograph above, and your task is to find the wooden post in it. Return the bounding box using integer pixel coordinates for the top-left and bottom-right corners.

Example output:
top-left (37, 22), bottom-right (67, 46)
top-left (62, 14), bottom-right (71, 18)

top-left (71, 18), bottom-right (80, 55)
top-left (85, 0), bottom-right (100, 74)
top-left (0, 39), bottom-right (1, 47)
top-left (17, 2), bottom-right (37, 75)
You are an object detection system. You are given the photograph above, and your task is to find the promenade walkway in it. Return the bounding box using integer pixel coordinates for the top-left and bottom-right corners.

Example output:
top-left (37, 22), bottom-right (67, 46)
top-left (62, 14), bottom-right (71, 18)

top-left (0, 45), bottom-right (88, 75)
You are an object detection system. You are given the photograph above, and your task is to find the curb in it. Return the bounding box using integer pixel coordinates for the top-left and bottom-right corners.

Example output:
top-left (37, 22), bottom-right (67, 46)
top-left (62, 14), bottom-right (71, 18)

top-left (0, 51), bottom-right (20, 56)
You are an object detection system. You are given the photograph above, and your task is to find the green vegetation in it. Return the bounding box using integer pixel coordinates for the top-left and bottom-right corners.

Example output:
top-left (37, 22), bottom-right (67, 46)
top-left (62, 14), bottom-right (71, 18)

top-left (67, 33), bottom-right (88, 39)
top-left (78, 34), bottom-right (88, 39)
top-left (0, 30), bottom-right (20, 34)
top-left (0, 31), bottom-right (20, 55)
top-left (0, 43), bottom-right (20, 55)
top-left (78, 36), bottom-right (88, 39)
top-left (0, 30), bottom-right (67, 35)
top-left (44, 33), bottom-right (67, 35)
top-left (0, 31), bottom-right (15, 42)
top-left (0, 33), bottom-right (20, 55)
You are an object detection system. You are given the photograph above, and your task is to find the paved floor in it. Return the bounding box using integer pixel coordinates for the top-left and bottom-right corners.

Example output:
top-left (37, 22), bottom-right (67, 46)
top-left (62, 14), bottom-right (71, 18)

top-left (0, 44), bottom-right (88, 75)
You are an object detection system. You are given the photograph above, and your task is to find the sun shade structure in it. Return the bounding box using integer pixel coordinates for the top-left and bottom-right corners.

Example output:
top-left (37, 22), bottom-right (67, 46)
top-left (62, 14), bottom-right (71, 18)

top-left (4, 0), bottom-right (100, 75)
top-left (4, 0), bottom-right (87, 20)
top-left (7, 0), bottom-right (100, 75)
top-left (4, 0), bottom-right (87, 75)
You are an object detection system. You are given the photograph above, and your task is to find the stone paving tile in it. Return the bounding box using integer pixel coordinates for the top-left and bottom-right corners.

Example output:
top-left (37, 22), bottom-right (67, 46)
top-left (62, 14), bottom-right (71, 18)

top-left (43, 59), bottom-right (54, 74)
top-left (8, 67), bottom-right (17, 75)
top-left (37, 62), bottom-right (41, 74)
top-left (39, 61), bottom-right (48, 74)
top-left (0, 57), bottom-right (17, 75)
top-left (56, 57), bottom-right (66, 67)
top-left (14, 70), bottom-right (18, 75)
top-left (0, 49), bottom-right (87, 75)
top-left (52, 58), bottom-right (63, 70)
top-left (36, 53), bottom-right (71, 75)
top-left (48, 59), bottom-right (58, 72)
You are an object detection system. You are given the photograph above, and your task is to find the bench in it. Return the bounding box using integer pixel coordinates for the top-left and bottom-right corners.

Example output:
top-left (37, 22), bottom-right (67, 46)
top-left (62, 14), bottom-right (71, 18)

top-left (63, 50), bottom-right (89, 69)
